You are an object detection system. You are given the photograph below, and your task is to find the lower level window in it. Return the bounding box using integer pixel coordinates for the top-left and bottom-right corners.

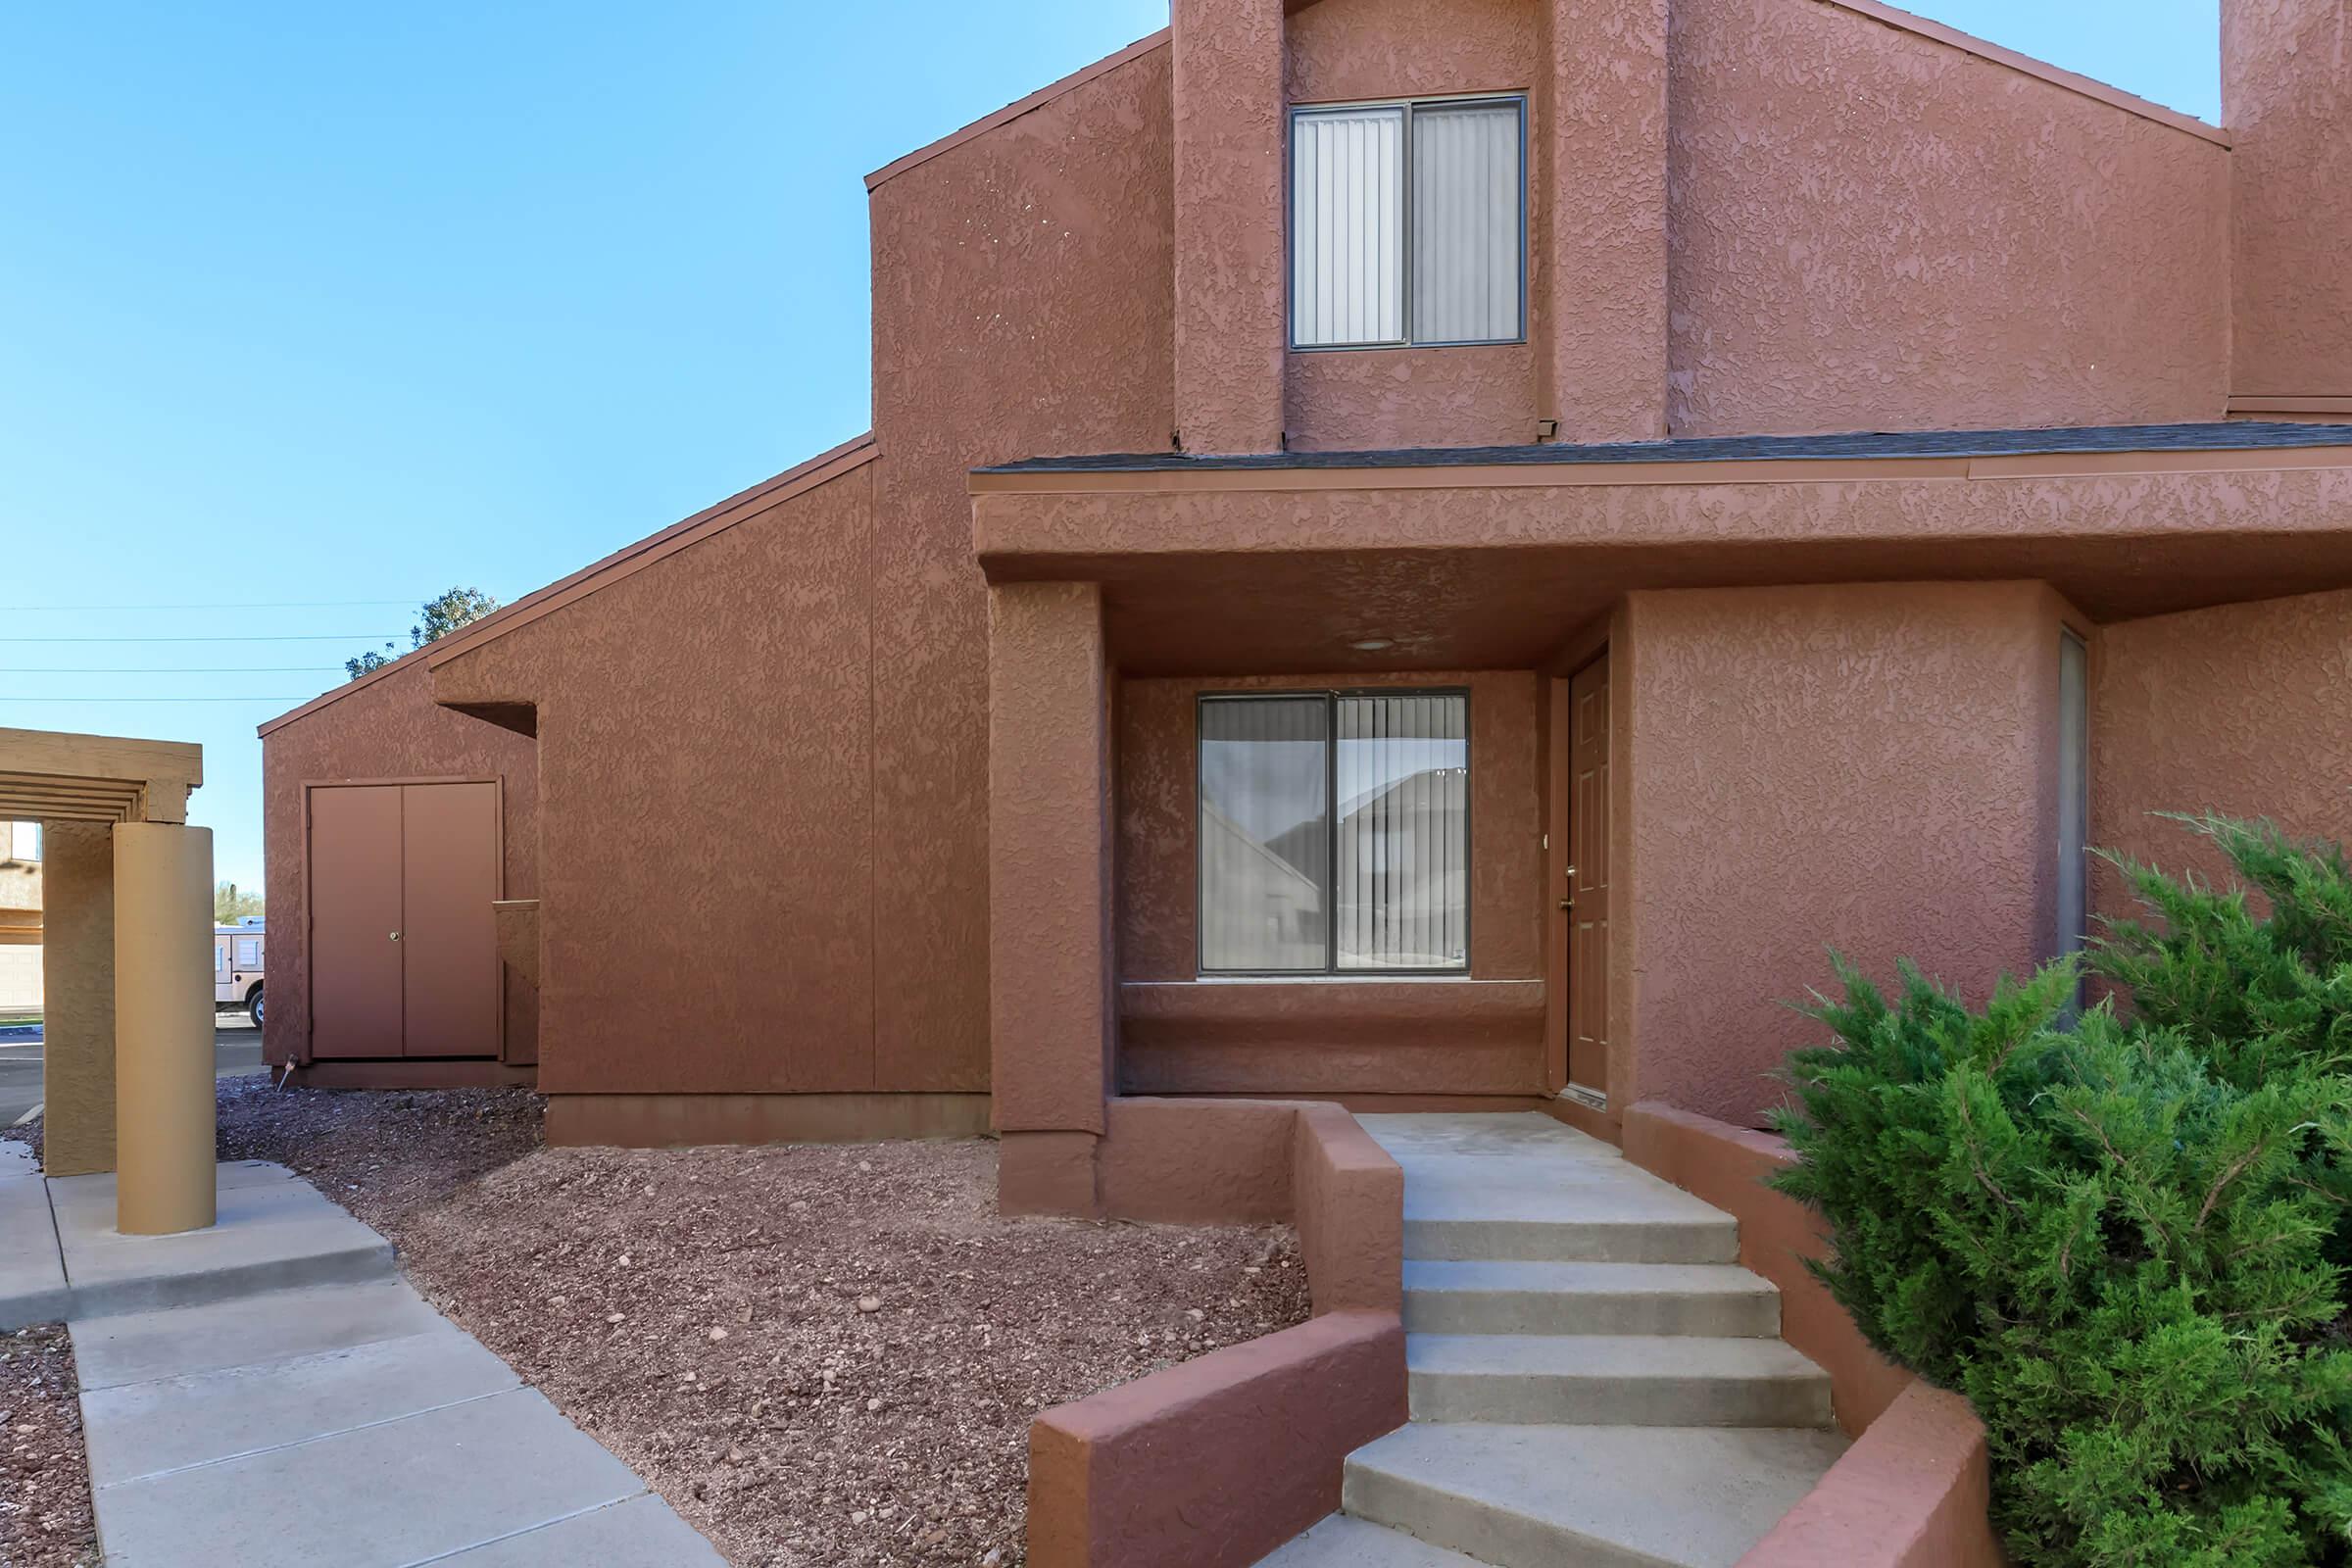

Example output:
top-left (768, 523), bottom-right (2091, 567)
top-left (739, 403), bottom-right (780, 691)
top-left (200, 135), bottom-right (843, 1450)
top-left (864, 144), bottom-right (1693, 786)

top-left (1198, 691), bottom-right (1470, 973)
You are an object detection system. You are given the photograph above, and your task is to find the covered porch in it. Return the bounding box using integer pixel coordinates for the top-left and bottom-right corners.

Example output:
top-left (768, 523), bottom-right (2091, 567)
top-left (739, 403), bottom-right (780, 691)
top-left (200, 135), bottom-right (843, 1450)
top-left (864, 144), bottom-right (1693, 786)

top-left (973, 421), bottom-right (2352, 1213)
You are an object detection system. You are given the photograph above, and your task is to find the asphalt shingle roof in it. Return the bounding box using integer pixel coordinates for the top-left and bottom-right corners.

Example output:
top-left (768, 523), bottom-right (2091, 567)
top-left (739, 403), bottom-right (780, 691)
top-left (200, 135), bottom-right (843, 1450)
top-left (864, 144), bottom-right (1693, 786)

top-left (980, 420), bottom-right (2352, 475)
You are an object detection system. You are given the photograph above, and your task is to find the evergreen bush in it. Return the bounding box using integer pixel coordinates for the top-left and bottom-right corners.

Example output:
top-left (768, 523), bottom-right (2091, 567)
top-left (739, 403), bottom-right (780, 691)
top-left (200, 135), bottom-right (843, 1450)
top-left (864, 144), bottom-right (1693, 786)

top-left (1773, 814), bottom-right (2352, 1567)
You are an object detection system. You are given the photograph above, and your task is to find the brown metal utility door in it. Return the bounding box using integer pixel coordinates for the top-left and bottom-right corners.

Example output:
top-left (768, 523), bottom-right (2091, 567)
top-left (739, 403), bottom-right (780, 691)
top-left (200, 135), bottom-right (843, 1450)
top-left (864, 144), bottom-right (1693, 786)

top-left (1567, 657), bottom-right (1611, 1098)
top-left (308, 781), bottom-right (501, 1059)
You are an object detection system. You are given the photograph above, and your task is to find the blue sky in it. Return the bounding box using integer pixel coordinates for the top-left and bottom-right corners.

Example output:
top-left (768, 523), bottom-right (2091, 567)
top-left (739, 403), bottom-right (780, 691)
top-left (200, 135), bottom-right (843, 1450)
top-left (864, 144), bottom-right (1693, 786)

top-left (0, 0), bottom-right (2221, 893)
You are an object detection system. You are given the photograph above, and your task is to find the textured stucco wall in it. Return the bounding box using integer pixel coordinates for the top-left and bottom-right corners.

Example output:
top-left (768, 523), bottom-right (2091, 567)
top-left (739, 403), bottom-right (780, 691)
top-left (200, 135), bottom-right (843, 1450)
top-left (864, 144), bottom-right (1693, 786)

top-left (2093, 588), bottom-right (2352, 907)
top-left (869, 45), bottom-right (1176, 1099)
top-left (989, 582), bottom-right (1113, 1136)
top-left (1668, 0), bottom-right (2230, 436)
top-left (38, 822), bottom-right (113, 1176)
top-left (1175, 0), bottom-right (1288, 454)
top-left (2227, 0), bottom-right (2352, 396)
top-left (1282, 0), bottom-right (1541, 451)
top-left (261, 660), bottom-right (538, 1071)
top-left (1622, 582), bottom-right (2072, 1127)
top-left (429, 466), bottom-right (874, 1096)
top-left (1538, 0), bottom-right (1671, 442)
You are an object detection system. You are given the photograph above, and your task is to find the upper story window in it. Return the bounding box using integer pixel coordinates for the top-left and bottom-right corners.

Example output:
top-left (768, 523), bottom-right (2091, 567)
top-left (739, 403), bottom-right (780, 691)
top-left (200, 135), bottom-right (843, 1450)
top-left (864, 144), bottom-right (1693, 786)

top-left (1290, 96), bottom-right (1526, 351)
top-left (1198, 691), bottom-right (1471, 974)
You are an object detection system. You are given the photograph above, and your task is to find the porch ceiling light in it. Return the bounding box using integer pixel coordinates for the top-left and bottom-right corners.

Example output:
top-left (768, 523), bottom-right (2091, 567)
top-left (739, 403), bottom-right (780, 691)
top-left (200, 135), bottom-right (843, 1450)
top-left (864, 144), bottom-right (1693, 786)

top-left (1349, 638), bottom-right (1395, 652)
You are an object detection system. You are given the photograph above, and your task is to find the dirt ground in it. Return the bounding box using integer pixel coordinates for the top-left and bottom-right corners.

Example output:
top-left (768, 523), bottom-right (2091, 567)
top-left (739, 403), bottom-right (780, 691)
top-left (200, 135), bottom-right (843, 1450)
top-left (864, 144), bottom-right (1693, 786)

top-left (207, 1078), bottom-right (1310, 1568)
top-left (0, 1325), bottom-right (99, 1568)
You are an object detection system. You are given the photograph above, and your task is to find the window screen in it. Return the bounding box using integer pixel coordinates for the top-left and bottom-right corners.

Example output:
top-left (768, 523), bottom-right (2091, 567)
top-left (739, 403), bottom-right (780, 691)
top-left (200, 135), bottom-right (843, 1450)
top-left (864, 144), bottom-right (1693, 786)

top-left (1199, 692), bottom-right (1469, 973)
top-left (1291, 97), bottom-right (1523, 349)
top-left (1291, 106), bottom-right (1406, 349)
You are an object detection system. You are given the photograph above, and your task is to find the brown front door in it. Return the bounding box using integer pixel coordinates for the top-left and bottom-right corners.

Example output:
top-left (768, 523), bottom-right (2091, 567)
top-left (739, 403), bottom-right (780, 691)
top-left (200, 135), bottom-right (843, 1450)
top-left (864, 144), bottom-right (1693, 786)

top-left (310, 785), bottom-right (405, 1059)
top-left (1566, 655), bottom-right (1611, 1098)
top-left (399, 782), bottom-right (502, 1058)
top-left (308, 781), bottom-right (501, 1060)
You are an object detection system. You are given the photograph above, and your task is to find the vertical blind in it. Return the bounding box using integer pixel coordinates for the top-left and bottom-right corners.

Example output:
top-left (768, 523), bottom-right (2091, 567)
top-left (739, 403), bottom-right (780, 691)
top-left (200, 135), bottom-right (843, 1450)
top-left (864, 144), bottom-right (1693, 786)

top-left (1291, 97), bottom-right (1523, 348)
top-left (1199, 693), bottom-right (1469, 972)
top-left (1291, 106), bottom-right (1406, 348)
top-left (1335, 694), bottom-right (1469, 969)
top-left (1412, 100), bottom-right (1524, 345)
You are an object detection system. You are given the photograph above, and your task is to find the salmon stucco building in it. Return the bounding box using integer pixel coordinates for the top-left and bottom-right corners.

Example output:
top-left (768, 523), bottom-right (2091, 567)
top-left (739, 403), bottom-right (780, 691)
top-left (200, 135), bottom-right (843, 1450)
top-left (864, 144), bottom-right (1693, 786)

top-left (260, 0), bottom-right (2352, 1217)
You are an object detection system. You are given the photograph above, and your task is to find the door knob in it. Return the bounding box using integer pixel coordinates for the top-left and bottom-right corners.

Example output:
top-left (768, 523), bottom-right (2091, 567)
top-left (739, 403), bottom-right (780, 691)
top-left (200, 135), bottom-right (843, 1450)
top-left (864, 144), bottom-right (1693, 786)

top-left (389, 931), bottom-right (402, 942)
top-left (1557, 898), bottom-right (1575, 910)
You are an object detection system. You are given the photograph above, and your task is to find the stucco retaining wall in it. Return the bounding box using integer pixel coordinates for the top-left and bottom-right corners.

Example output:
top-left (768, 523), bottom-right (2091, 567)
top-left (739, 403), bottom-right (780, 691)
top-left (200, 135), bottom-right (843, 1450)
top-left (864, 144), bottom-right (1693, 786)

top-left (1622, 1102), bottom-right (2004, 1567)
top-left (1028, 1099), bottom-right (1407, 1563)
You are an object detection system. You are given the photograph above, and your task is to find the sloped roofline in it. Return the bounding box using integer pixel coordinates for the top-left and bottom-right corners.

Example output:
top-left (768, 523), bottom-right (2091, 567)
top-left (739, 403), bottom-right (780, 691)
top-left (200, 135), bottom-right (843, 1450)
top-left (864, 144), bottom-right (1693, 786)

top-left (863, 0), bottom-right (2222, 195)
top-left (865, 29), bottom-right (1172, 192)
top-left (257, 433), bottom-right (878, 738)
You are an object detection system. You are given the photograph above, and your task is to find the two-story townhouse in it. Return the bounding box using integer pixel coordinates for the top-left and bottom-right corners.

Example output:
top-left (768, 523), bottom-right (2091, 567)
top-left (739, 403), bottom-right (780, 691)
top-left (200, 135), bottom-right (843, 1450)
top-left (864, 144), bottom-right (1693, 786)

top-left (260, 0), bottom-right (2352, 1226)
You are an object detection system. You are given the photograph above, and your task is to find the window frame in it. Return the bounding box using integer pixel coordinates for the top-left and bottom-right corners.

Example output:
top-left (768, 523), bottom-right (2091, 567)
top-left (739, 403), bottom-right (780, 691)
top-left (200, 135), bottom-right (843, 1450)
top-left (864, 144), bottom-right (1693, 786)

top-left (1286, 93), bottom-right (1530, 353)
top-left (1194, 687), bottom-right (1475, 977)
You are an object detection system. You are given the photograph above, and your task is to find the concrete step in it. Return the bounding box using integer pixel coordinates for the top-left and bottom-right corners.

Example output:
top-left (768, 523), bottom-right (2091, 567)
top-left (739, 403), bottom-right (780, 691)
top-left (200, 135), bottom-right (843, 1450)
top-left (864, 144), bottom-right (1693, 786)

top-left (1344, 1422), bottom-right (1850, 1568)
top-left (1364, 1111), bottom-right (1743, 1264)
top-left (45, 1162), bottom-right (396, 1320)
top-left (1404, 1211), bottom-right (1739, 1265)
top-left (1402, 1259), bottom-right (1781, 1338)
top-left (1406, 1334), bottom-right (1833, 1427)
top-left (1255, 1513), bottom-right (1494, 1566)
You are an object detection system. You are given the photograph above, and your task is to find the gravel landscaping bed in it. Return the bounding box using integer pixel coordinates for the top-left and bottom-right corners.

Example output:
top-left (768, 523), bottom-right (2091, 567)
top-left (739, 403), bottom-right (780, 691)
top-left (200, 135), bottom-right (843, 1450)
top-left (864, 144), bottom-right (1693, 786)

top-left (211, 1078), bottom-right (1311, 1567)
top-left (0, 1325), bottom-right (98, 1568)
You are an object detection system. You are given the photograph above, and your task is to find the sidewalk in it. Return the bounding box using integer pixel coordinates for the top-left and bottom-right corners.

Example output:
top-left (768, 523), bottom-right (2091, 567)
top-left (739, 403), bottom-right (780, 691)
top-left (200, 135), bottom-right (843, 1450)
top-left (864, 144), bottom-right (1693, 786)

top-left (0, 1145), bottom-right (724, 1567)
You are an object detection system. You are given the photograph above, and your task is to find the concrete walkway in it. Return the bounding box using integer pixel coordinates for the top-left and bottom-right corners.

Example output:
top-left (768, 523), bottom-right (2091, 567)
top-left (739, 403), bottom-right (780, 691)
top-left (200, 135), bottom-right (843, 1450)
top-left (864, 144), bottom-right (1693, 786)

top-left (1260, 1113), bottom-right (1846, 1568)
top-left (0, 1145), bottom-right (723, 1567)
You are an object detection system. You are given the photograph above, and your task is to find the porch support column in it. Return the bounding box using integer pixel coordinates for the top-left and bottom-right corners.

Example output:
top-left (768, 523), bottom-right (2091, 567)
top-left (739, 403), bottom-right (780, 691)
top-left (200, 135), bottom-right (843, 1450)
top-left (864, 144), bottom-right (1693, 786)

top-left (1172, 0), bottom-right (1287, 456)
top-left (113, 821), bottom-right (216, 1235)
top-left (988, 582), bottom-right (1114, 1216)
top-left (1535, 0), bottom-right (1670, 443)
top-left (37, 822), bottom-right (115, 1178)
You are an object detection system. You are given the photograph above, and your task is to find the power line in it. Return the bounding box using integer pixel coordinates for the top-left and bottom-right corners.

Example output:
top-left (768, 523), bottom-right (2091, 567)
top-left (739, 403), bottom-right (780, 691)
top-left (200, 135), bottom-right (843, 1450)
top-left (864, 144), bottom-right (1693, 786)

top-left (0, 666), bottom-right (344, 674)
top-left (0, 635), bottom-right (399, 644)
top-left (0, 599), bottom-right (424, 612)
top-left (0, 696), bottom-right (319, 704)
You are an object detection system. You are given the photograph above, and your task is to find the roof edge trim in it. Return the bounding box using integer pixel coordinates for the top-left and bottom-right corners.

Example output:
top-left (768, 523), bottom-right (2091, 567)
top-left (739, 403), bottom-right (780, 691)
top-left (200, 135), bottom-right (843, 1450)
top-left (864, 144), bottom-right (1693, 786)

top-left (258, 434), bottom-right (879, 738)
top-left (1827, 0), bottom-right (2230, 146)
top-left (864, 29), bottom-right (1172, 191)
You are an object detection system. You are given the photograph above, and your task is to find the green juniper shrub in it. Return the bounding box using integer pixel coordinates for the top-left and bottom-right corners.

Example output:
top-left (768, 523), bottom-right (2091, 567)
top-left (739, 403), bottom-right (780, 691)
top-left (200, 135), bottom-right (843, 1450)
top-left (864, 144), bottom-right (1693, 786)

top-left (1772, 814), bottom-right (2352, 1568)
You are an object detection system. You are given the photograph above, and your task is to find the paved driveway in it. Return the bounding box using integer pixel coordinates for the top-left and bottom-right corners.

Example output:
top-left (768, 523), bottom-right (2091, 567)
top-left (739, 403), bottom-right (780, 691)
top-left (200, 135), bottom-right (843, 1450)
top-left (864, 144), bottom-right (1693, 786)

top-left (0, 1016), bottom-right (267, 1127)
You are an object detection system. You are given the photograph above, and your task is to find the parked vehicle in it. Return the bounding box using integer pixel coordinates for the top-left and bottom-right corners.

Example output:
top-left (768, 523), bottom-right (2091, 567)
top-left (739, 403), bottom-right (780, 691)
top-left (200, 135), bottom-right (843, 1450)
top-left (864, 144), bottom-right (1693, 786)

top-left (214, 918), bottom-right (265, 1026)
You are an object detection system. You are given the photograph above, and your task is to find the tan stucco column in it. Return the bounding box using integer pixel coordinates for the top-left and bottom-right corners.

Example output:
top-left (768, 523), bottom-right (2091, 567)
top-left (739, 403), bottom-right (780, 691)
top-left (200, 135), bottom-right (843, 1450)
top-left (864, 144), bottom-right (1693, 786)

top-left (988, 582), bottom-right (1114, 1216)
top-left (37, 821), bottom-right (116, 1178)
top-left (112, 821), bottom-right (216, 1234)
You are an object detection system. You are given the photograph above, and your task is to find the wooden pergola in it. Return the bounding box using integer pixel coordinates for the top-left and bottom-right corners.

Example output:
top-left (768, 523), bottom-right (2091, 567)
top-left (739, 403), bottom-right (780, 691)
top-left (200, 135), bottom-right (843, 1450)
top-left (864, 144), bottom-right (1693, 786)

top-left (0, 727), bottom-right (216, 1233)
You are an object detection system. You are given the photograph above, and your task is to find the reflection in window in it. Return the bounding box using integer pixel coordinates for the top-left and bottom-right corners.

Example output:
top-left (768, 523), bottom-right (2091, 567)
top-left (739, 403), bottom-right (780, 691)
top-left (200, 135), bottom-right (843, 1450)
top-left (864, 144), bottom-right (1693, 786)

top-left (1198, 692), bottom-right (1469, 973)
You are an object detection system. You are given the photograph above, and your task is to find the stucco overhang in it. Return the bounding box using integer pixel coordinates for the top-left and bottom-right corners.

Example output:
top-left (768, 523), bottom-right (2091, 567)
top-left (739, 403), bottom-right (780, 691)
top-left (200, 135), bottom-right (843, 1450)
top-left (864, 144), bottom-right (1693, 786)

top-left (970, 422), bottom-right (2352, 672)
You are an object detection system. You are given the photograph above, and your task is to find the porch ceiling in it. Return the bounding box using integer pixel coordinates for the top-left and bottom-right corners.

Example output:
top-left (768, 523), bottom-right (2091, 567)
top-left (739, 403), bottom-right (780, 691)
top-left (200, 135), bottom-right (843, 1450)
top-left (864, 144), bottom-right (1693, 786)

top-left (970, 422), bottom-right (2352, 673)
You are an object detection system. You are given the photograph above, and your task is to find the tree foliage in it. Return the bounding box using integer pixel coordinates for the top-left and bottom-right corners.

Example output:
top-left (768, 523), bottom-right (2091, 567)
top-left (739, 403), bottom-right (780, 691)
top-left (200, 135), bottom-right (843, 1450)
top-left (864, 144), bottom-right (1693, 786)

top-left (214, 881), bottom-right (264, 924)
top-left (346, 587), bottom-right (500, 680)
top-left (1774, 814), bottom-right (2352, 1567)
